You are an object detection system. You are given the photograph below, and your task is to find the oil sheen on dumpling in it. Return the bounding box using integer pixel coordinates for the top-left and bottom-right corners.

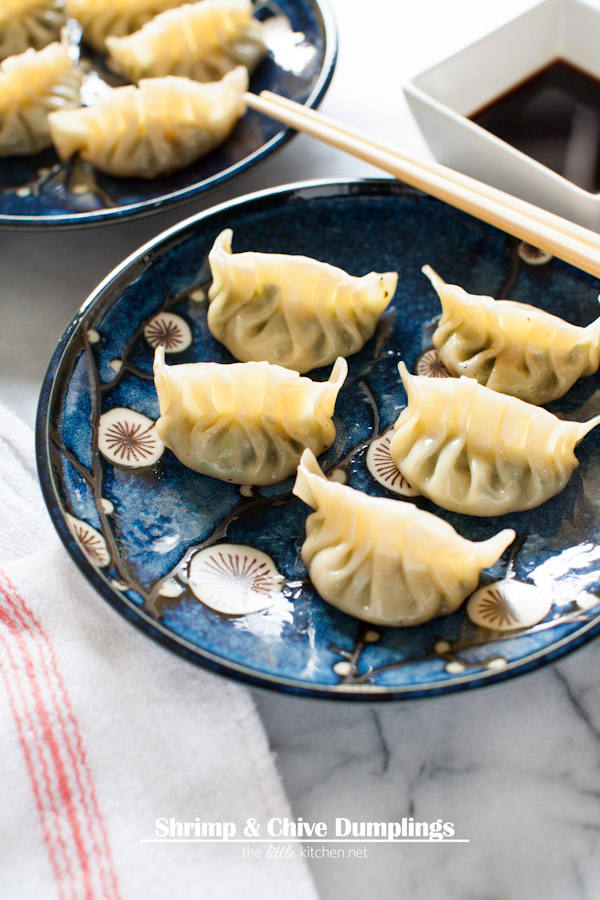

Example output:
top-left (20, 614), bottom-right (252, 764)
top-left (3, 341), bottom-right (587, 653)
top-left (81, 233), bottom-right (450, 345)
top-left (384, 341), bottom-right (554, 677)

top-left (105, 0), bottom-right (266, 83)
top-left (66, 0), bottom-right (186, 52)
top-left (0, 0), bottom-right (66, 61)
top-left (426, 266), bottom-right (600, 405)
top-left (293, 449), bottom-right (515, 626)
top-left (207, 229), bottom-right (398, 374)
top-left (48, 66), bottom-right (247, 178)
top-left (154, 347), bottom-right (348, 485)
top-left (0, 41), bottom-right (82, 156)
top-left (390, 362), bottom-right (600, 517)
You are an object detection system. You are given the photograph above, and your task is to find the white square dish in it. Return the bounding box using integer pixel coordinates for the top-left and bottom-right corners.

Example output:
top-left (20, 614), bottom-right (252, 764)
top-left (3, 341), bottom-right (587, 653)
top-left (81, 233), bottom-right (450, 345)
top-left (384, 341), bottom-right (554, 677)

top-left (404, 0), bottom-right (600, 230)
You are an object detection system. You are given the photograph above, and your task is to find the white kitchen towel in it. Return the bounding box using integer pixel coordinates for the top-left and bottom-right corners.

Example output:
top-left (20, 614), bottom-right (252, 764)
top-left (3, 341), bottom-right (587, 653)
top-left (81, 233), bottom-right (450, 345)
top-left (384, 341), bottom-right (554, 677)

top-left (0, 403), bottom-right (318, 900)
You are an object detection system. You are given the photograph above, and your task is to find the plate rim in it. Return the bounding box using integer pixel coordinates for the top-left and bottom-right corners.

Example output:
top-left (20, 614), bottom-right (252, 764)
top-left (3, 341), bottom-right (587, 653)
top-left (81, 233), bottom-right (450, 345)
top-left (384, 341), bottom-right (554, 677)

top-left (0, 0), bottom-right (338, 230)
top-left (35, 175), bottom-right (600, 700)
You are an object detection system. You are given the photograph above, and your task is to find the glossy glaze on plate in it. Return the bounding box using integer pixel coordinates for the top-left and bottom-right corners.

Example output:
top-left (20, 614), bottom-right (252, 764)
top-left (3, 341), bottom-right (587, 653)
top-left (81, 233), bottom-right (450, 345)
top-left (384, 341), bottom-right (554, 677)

top-left (36, 179), bottom-right (600, 699)
top-left (0, 0), bottom-right (336, 228)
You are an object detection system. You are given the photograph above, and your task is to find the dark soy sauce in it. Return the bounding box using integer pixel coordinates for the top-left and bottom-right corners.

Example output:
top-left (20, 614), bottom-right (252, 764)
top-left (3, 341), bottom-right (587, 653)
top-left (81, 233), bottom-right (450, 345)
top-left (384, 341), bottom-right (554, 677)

top-left (471, 59), bottom-right (600, 193)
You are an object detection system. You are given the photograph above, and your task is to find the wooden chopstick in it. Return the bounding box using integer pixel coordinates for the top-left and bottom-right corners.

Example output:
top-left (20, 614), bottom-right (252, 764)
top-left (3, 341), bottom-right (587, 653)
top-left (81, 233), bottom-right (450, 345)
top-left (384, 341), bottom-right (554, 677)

top-left (245, 90), bottom-right (600, 279)
top-left (254, 91), bottom-right (600, 252)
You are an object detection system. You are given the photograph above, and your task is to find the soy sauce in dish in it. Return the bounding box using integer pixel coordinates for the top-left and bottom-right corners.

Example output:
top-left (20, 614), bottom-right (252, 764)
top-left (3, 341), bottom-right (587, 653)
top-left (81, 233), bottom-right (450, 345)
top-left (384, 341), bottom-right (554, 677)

top-left (471, 59), bottom-right (600, 193)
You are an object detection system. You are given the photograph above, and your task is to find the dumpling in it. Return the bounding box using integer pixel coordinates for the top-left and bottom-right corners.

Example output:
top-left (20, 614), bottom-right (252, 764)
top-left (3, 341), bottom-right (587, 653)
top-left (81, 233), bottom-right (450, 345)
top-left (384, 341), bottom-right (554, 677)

top-left (154, 347), bottom-right (348, 485)
top-left (293, 449), bottom-right (515, 626)
top-left (48, 66), bottom-right (247, 178)
top-left (0, 41), bottom-right (82, 156)
top-left (426, 266), bottom-right (600, 404)
top-left (0, 0), bottom-right (66, 61)
top-left (207, 229), bottom-right (398, 373)
top-left (390, 362), bottom-right (600, 517)
top-left (105, 0), bottom-right (266, 83)
top-left (66, 0), bottom-right (186, 52)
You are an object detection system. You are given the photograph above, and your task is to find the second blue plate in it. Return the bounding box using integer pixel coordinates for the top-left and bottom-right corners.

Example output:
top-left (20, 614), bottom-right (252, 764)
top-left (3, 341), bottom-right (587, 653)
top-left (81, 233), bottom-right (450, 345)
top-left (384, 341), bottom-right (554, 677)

top-left (0, 0), bottom-right (336, 228)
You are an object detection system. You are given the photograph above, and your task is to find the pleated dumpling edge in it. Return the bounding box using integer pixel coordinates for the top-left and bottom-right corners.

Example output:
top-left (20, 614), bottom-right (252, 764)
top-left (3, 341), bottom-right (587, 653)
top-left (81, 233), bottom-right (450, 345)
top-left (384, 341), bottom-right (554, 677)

top-left (426, 265), bottom-right (600, 404)
top-left (292, 449), bottom-right (515, 627)
top-left (153, 348), bottom-right (348, 485)
top-left (391, 361), bottom-right (600, 516)
top-left (207, 228), bottom-right (398, 373)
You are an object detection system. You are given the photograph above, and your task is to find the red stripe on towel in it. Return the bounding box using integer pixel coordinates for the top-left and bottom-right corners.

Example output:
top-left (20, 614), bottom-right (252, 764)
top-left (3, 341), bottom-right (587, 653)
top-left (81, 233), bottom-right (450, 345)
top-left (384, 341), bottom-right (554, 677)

top-left (0, 602), bottom-right (74, 900)
top-left (0, 573), bottom-right (121, 900)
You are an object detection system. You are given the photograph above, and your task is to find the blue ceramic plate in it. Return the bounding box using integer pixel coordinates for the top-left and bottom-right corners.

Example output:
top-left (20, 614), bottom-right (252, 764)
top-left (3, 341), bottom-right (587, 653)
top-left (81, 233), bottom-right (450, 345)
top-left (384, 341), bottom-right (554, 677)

top-left (36, 179), bottom-right (600, 699)
top-left (0, 0), bottom-right (335, 229)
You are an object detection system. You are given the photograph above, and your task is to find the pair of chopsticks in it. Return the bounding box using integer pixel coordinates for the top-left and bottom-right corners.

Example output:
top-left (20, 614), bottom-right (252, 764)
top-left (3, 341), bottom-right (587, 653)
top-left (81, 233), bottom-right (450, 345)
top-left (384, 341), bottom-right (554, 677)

top-left (245, 91), bottom-right (600, 280)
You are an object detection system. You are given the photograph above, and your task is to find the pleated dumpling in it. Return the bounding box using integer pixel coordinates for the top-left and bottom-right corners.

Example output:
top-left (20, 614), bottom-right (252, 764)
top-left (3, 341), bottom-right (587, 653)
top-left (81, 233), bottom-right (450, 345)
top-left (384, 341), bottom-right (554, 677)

top-left (0, 0), bottom-right (66, 61)
top-left (390, 362), bottom-right (600, 517)
top-left (105, 0), bottom-right (266, 83)
top-left (0, 40), bottom-right (82, 156)
top-left (293, 450), bottom-right (515, 626)
top-left (154, 347), bottom-right (348, 485)
top-left (207, 229), bottom-right (398, 373)
top-left (426, 266), bottom-right (600, 404)
top-left (48, 66), bottom-right (247, 178)
top-left (66, 0), bottom-right (186, 52)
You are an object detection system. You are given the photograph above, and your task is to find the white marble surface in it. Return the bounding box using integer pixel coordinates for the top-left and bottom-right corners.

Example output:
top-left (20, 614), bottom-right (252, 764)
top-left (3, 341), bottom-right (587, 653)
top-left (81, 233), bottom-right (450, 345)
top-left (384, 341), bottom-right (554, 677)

top-left (3, 1), bottom-right (600, 898)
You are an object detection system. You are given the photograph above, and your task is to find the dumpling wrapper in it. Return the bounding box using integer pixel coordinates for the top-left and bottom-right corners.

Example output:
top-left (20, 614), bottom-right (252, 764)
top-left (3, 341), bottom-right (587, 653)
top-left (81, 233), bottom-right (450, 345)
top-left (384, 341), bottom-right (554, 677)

top-left (390, 362), bottom-right (600, 517)
top-left (0, 0), bottom-right (66, 61)
top-left (207, 228), bottom-right (398, 373)
top-left (66, 0), bottom-right (186, 52)
top-left (0, 40), bottom-right (82, 156)
top-left (105, 0), bottom-right (266, 83)
top-left (293, 449), bottom-right (515, 627)
top-left (154, 347), bottom-right (348, 485)
top-left (48, 66), bottom-right (248, 178)
top-left (427, 265), bottom-right (600, 404)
